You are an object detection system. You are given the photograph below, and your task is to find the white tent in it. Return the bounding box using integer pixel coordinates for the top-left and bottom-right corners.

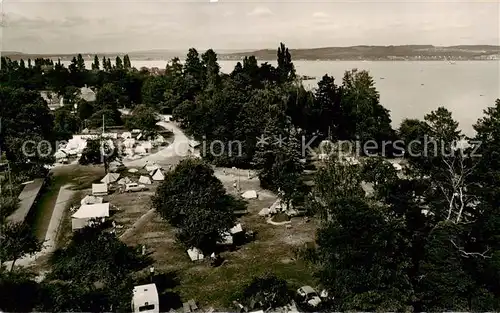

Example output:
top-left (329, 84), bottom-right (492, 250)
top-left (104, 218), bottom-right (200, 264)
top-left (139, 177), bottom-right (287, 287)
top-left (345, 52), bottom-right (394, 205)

top-left (155, 135), bottom-right (166, 144)
top-left (71, 203), bottom-right (110, 231)
top-left (241, 190), bottom-right (258, 199)
top-left (121, 132), bottom-right (132, 139)
top-left (187, 247), bottom-right (204, 261)
top-left (138, 176), bottom-right (152, 185)
top-left (92, 183), bottom-right (108, 196)
top-left (54, 150), bottom-right (67, 160)
top-left (123, 138), bottom-right (136, 148)
top-left (117, 177), bottom-right (132, 185)
top-left (80, 195), bottom-right (103, 205)
top-left (258, 207), bottom-right (270, 216)
top-left (101, 173), bottom-right (120, 184)
top-left (392, 163), bottom-right (403, 171)
top-left (150, 169), bottom-right (165, 181)
top-left (145, 163), bottom-right (161, 172)
top-left (135, 145), bottom-right (147, 155)
top-left (230, 223), bottom-right (243, 234)
top-left (141, 141), bottom-right (153, 151)
top-left (219, 232), bottom-right (233, 245)
top-left (125, 148), bottom-right (134, 156)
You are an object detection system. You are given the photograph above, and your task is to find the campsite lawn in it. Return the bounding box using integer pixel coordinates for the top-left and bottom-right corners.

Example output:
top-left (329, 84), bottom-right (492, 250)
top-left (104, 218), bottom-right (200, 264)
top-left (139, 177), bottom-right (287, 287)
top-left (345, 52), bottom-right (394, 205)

top-left (117, 167), bottom-right (320, 310)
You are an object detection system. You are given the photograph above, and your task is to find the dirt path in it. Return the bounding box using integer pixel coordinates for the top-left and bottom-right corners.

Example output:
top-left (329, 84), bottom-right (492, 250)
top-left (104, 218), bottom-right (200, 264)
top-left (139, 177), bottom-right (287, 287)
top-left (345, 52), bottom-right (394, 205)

top-left (4, 185), bottom-right (74, 269)
top-left (124, 117), bottom-right (192, 168)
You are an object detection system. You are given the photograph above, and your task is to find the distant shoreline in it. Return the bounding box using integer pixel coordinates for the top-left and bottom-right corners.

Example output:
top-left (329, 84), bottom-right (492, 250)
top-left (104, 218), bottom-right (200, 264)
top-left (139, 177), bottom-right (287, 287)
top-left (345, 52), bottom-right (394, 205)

top-left (2, 44), bottom-right (499, 62)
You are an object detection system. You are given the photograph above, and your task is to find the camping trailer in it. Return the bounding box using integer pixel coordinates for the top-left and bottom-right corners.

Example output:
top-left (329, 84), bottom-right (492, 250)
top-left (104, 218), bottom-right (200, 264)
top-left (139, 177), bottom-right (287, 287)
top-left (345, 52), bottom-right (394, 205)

top-left (132, 283), bottom-right (159, 313)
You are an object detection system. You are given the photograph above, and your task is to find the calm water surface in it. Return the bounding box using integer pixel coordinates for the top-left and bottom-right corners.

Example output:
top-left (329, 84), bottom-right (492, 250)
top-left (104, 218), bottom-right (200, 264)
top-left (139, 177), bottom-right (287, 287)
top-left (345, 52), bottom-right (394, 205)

top-left (71, 60), bottom-right (500, 136)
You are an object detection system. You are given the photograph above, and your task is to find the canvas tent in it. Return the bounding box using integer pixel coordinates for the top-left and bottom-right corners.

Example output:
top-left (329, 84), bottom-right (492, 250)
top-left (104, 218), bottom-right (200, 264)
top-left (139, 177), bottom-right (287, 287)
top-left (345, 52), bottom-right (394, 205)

top-left (54, 150), bottom-right (67, 160)
top-left (92, 183), bottom-right (108, 196)
top-left (145, 163), bottom-right (161, 172)
top-left (118, 177), bottom-right (132, 185)
top-left (123, 138), bottom-right (136, 148)
top-left (141, 142), bottom-right (153, 151)
top-left (135, 145), bottom-right (147, 155)
top-left (121, 132), bottom-right (132, 139)
top-left (71, 203), bottom-right (110, 231)
top-left (80, 195), bottom-right (103, 205)
top-left (139, 176), bottom-right (152, 185)
top-left (187, 247), bottom-right (204, 261)
top-left (150, 169), bottom-right (165, 181)
top-left (101, 173), bottom-right (120, 184)
top-left (241, 190), bottom-right (258, 199)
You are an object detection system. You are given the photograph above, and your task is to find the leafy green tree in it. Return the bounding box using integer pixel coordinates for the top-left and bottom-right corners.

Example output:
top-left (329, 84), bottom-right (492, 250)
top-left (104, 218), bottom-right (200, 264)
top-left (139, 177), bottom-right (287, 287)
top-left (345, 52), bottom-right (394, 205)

top-left (0, 87), bottom-right (55, 177)
top-left (314, 197), bottom-right (413, 311)
top-left (124, 104), bottom-right (159, 133)
top-left (123, 54), bottom-right (132, 69)
top-left (276, 42), bottom-right (296, 83)
top-left (53, 106), bottom-right (80, 140)
top-left (0, 222), bottom-right (43, 270)
top-left (78, 138), bottom-right (119, 173)
top-left (76, 99), bottom-right (94, 122)
top-left (92, 55), bottom-right (100, 70)
top-left (242, 273), bottom-right (291, 311)
top-left (45, 226), bottom-right (148, 312)
top-left (0, 267), bottom-right (41, 312)
top-left (152, 159), bottom-right (244, 252)
top-left (141, 76), bottom-right (167, 108)
top-left (115, 56), bottom-right (123, 70)
top-left (341, 69), bottom-right (395, 148)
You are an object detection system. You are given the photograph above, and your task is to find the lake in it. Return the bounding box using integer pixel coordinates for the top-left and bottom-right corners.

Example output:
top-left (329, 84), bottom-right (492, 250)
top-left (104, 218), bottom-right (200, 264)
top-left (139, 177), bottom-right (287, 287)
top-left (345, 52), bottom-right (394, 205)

top-left (68, 60), bottom-right (500, 136)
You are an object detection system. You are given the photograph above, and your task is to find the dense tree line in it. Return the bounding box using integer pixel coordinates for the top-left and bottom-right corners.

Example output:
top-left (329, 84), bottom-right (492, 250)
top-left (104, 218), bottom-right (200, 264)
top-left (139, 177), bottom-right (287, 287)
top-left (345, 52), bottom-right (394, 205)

top-left (307, 102), bottom-right (500, 311)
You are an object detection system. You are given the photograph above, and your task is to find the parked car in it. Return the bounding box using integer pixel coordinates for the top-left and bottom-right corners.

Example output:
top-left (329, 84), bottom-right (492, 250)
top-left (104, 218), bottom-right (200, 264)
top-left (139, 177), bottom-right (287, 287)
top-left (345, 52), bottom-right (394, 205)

top-left (296, 286), bottom-right (322, 308)
top-left (125, 183), bottom-right (147, 192)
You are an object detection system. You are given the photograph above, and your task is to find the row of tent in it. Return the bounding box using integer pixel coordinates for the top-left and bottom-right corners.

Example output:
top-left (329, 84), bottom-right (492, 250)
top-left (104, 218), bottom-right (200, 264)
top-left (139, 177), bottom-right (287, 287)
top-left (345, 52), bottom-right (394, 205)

top-left (100, 170), bottom-right (165, 185)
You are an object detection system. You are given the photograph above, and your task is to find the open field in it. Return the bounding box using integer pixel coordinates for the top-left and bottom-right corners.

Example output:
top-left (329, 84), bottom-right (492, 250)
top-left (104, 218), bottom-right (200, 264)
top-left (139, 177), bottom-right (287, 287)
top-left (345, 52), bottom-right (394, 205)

top-left (32, 165), bottom-right (105, 240)
top-left (112, 167), bottom-right (319, 310)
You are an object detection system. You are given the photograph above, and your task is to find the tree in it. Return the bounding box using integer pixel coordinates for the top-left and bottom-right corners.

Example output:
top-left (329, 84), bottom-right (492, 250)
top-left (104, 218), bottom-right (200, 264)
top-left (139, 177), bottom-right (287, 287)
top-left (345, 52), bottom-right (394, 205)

top-left (341, 69), bottom-right (395, 149)
top-left (79, 138), bottom-right (119, 173)
top-left (141, 76), bottom-right (167, 108)
top-left (53, 106), bottom-right (80, 140)
top-left (92, 55), bottom-right (100, 70)
top-left (276, 42), bottom-right (296, 83)
top-left (152, 159), bottom-right (244, 252)
top-left (0, 87), bottom-right (55, 178)
top-left (360, 157), bottom-right (398, 198)
top-left (0, 267), bottom-right (41, 312)
top-left (310, 157), bottom-right (364, 221)
top-left (242, 273), bottom-right (291, 311)
top-left (123, 54), bottom-right (132, 69)
top-left (115, 56), bottom-right (123, 70)
top-left (314, 197), bottom-right (413, 311)
top-left (0, 222), bottom-right (43, 270)
top-left (76, 99), bottom-right (94, 121)
top-left (124, 104), bottom-right (159, 134)
top-left (45, 226), bottom-right (148, 312)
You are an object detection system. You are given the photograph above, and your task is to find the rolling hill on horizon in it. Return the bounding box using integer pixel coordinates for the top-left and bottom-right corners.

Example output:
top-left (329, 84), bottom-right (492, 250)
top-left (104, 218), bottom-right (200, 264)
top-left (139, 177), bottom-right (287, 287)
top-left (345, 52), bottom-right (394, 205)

top-left (2, 45), bottom-right (499, 61)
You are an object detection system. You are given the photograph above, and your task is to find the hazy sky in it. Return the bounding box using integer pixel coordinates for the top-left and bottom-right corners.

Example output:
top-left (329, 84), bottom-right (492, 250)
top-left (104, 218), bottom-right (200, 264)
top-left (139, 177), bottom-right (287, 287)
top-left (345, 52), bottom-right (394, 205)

top-left (1, 0), bottom-right (499, 53)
